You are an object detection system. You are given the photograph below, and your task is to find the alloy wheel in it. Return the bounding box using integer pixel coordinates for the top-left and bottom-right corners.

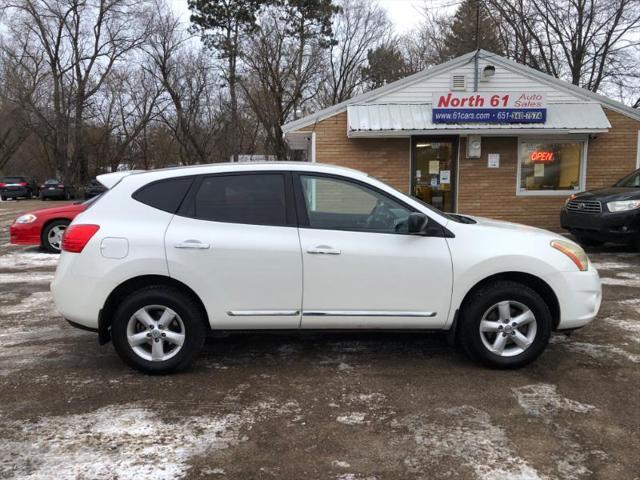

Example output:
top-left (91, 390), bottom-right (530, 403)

top-left (126, 305), bottom-right (186, 362)
top-left (47, 225), bottom-right (67, 251)
top-left (479, 300), bottom-right (537, 357)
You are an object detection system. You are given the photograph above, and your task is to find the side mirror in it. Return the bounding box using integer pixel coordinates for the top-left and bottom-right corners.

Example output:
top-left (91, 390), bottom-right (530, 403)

top-left (408, 212), bottom-right (429, 235)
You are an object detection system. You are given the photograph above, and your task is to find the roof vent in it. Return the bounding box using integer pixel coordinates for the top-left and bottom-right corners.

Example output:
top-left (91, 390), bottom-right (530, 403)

top-left (451, 75), bottom-right (466, 91)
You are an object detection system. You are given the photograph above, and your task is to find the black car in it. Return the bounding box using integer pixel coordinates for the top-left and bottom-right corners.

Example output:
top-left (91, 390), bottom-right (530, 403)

top-left (40, 179), bottom-right (77, 200)
top-left (83, 179), bottom-right (107, 199)
top-left (561, 168), bottom-right (640, 249)
top-left (0, 176), bottom-right (39, 200)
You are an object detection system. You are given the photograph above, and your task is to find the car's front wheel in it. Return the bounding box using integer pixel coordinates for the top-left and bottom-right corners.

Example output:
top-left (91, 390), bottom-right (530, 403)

top-left (111, 286), bottom-right (207, 374)
top-left (41, 219), bottom-right (70, 253)
top-left (459, 280), bottom-right (552, 369)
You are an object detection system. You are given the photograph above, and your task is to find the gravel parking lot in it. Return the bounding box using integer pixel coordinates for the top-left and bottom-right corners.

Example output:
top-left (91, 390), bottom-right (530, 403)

top-left (0, 199), bottom-right (639, 480)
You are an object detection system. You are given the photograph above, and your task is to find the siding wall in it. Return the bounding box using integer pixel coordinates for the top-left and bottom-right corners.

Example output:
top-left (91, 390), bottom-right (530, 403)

top-left (295, 108), bottom-right (640, 232)
top-left (372, 60), bottom-right (579, 104)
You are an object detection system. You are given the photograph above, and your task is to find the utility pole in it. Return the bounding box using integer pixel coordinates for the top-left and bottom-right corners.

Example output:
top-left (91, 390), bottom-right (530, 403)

top-left (473, 0), bottom-right (481, 91)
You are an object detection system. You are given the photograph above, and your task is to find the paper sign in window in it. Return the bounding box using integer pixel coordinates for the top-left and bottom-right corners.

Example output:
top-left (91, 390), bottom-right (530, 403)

top-left (534, 163), bottom-right (545, 177)
top-left (440, 170), bottom-right (451, 184)
top-left (428, 161), bottom-right (440, 174)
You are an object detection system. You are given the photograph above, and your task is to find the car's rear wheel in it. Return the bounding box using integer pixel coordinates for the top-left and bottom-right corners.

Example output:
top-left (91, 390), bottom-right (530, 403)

top-left (111, 286), bottom-right (206, 374)
top-left (41, 219), bottom-right (70, 253)
top-left (459, 280), bottom-right (552, 369)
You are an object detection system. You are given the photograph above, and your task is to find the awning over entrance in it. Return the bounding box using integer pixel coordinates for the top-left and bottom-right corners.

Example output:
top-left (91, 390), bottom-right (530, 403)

top-left (347, 103), bottom-right (611, 137)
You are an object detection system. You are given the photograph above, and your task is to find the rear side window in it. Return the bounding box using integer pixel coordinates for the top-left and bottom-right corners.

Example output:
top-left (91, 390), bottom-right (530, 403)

top-left (191, 174), bottom-right (286, 226)
top-left (133, 177), bottom-right (194, 213)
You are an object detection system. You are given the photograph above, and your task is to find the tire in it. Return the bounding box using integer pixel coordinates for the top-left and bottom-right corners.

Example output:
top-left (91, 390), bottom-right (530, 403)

top-left (41, 219), bottom-right (70, 253)
top-left (633, 235), bottom-right (640, 252)
top-left (64, 191), bottom-right (71, 200)
top-left (0, 196), bottom-right (5, 201)
top-left (111, 286), bottom-right (207, 374)
top-left (574, 235), bottom-right (604, 247)
top-left (459, 280), bottom-right (552, 369)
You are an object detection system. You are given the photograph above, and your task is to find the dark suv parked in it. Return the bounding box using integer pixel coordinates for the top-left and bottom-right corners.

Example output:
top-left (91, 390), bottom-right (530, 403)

top-left (83, 179), bottom-right (107, 199)
top-left (561, 168), bottom-right (640, 249)
top-left (0, 176), bottom-right (39, 200)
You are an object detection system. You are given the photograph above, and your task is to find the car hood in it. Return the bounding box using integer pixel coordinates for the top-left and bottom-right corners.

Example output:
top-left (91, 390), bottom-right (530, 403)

top-left (24, 203), bottom-right (86, 217)
top-left (573, 187), bottom-right (640, 202)
top-left (461, 215), bottom-right (554, 235)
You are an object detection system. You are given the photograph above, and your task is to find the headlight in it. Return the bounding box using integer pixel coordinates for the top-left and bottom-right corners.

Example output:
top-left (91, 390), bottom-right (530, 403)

top-left (564, 194), bottom-right (576, 206)
top-left (551, 239), bottom-right (589, 271)
top-left (15, 214), bottom-right (37, 224)
top-left (607, 200), bottom-right (640, 212)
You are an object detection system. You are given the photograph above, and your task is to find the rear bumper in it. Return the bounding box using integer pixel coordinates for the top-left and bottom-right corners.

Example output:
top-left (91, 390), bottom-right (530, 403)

top-left (2, 187), bottom-right (30, 198)
top-left (544, 266), bottom-right (602, 330)
top-left (561, 208), bottom-right (639, 243)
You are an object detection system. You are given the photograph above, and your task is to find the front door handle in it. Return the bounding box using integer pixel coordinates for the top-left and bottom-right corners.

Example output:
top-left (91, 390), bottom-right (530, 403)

top-left (307, 245), bottom-right (341, 255)
top-left (174, 240), bottom-right (210, 250)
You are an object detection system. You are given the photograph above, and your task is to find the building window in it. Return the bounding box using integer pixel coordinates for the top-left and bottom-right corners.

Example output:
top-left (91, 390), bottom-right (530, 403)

top-left (518, 139), bottom-right (586, 195)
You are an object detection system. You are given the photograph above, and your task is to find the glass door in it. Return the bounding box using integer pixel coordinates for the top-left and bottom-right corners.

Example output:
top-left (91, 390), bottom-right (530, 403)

top-left (411, 137), bottom-right (457, 212)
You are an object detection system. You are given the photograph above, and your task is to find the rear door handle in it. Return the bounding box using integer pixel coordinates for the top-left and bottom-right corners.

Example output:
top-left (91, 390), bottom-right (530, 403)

top-left (307, 245), bottom-right (341, 255)
top-left (174, 240), bottom-right (210, 250)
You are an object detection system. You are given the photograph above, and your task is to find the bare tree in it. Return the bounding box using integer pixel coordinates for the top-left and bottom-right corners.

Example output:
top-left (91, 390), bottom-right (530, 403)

top-left (486, 0), bottom-right (640, 93)
top-left (144, 3), bottom-right (223, 165)
top-left (318, 0), bottom-right (391, 107)
top-left (0, 0), bottom-right (150, 181)
top-left (241, 7), bottom-right (326, 159)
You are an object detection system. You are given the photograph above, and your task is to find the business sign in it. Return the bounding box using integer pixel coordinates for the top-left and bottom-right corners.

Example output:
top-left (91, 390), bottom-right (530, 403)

top-left (530, 151), bottom-right (554, 163)
top-left (432, 92), bottom-right (546, 124)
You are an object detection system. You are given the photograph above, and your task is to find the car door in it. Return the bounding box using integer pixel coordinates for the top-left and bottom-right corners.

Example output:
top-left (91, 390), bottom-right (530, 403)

top-left (294, 173), bottom-right (453, 329)
top-left (165, 172), bottom-right (303, 329)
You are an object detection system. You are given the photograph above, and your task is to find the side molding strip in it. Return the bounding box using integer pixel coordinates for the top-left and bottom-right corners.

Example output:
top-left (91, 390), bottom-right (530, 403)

top-left (227, 310), bottom-right (300, 317)
top-left (302, 311), bottom-right (436, 317)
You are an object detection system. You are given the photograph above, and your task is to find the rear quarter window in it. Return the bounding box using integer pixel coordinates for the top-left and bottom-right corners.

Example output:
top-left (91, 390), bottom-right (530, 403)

top-left (132, 177), bottom-right (194, 213)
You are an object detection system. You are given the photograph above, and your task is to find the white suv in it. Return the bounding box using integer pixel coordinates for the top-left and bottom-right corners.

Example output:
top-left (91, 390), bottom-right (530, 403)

top-left (51, 163), bottom-right (602, 373)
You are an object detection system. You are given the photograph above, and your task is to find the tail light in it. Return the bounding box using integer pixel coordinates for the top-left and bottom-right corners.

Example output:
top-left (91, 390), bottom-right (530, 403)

top-left (61, 224), bottom-right (100, 253)
top-left (0, 183), bottom-right (5, 188)
top-left (18, 182), bottom-right (27, 186)
top-left (58, 184), bottom-right (64, 188)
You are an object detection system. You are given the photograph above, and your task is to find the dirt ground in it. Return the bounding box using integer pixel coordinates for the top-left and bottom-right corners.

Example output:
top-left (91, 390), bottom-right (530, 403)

top-left (0, 199), bottom-right (639, 480)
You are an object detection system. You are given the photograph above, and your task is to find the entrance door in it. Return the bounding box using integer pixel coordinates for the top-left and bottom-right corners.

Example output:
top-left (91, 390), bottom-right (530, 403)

top-left (411, 137), bottom-right (457, 212)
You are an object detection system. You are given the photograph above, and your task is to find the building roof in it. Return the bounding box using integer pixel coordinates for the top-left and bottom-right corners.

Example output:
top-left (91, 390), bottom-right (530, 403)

top-left (346, 103), bottom-right (611, 136)
top-left (282, 50), bottom-right (640, 134)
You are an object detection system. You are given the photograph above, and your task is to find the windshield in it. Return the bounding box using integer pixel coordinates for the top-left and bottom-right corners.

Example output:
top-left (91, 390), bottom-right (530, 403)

top-left (45, 179), bottom-right (61, 184)
top-left (1, 177), bottom-right (24, 183)
top-left (615, 170), bottom-right (640, 188)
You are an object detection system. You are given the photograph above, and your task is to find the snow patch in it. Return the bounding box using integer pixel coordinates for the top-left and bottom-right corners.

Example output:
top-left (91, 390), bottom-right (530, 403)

top-left (600, 271), bottom-right (640, 287)
top-left (1, 400), bottom-right (299, 480)
top-left (337, 412), bottom-right (367, 425)
top-left (400, 406), bottom-right (544, 480)
top-left (0, 271), bottom-right (53, 284)
top-left (512, 384), bottom-right (595, 416)
top-left (0, 291), bottom-right (58, 317)
top-left (0, 251), bottom-right (58, 269)
top-left (551, 335), bottom-right (640, 363)
top-left (590, 261), bottom-right (630, 270)
top-left (604, 317), bottom-right (640, 342)
top-left (332, 460), bottom-right (351, 468)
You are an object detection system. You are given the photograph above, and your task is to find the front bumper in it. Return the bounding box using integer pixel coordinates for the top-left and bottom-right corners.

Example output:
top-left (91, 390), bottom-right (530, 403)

top-left (41, 189), bottom-right (66, 198)
top-left (544, 266), bottom-right (602, 330)
top-left (561, 208), bottom-right (639, 243)
top-left (9, 222), bottom-right (41, 245)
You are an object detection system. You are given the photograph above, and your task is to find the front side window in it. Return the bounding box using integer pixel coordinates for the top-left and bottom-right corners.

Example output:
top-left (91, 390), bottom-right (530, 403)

top-left (193, 174), bottom-right (286, 226)
top-left (518, 140), bottom-right (585, 194)
top-left (300, 175), bottom-right (412, 233)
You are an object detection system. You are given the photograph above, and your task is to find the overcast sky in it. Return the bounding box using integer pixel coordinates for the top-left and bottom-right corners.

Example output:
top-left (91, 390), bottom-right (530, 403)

top-left (168, 0), bottom-right (431, 33)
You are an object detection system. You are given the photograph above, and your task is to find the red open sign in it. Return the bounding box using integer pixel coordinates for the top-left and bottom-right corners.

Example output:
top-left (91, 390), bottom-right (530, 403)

top-left (530, 151), bottom-right (554, 163)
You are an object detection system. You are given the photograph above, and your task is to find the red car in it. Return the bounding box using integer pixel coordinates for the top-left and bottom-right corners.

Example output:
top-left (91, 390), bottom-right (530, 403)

top-left (10, 201), bottom-right (88, 253)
